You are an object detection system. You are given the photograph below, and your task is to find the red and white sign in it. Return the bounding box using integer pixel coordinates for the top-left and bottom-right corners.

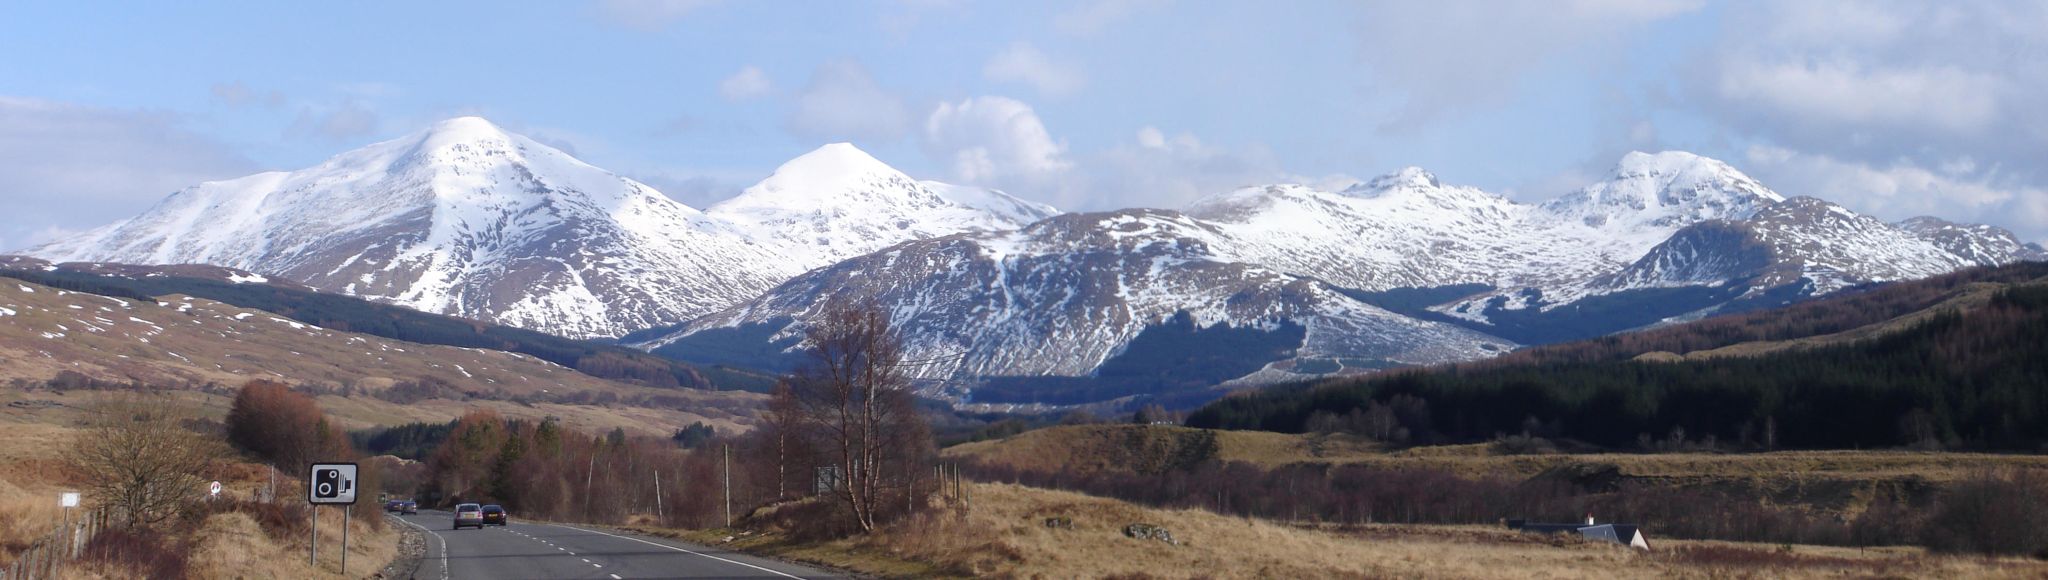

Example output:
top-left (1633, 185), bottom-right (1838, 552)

top-left (210, 481), bottom-right (223, 497)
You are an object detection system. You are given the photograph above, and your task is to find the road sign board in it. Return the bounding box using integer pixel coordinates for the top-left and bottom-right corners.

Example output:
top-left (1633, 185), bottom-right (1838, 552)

top-left (307, 463), bottom-right (359, 505)
top-left (210, 481), bottom-right (223, 497)
top-left (59, 492), bottom-right (80, 508)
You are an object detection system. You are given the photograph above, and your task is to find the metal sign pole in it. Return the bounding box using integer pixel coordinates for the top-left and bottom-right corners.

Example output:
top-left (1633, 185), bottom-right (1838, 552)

top-left (341, 506), bottom-right (351, 576)
top-left (310, 505), bottom-right (319, 566)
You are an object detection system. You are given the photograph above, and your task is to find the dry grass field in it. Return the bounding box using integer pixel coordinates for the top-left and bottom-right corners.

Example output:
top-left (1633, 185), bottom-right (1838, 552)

top-left (640, 482), bottom-right (2048, 579)
top-left (944, 424), bottom-right (2048, 517)
top-left (949, 424), bottom-right (2048, 482)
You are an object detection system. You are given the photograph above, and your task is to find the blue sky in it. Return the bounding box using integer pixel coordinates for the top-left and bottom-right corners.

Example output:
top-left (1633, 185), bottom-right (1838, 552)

top-left (3, 0), bottom-right (2045, 250)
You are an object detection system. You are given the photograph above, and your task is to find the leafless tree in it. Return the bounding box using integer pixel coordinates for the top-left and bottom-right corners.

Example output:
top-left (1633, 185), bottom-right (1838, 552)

top-left (787, 303), bottom-right (932, 532)
top-left (69, 394), bottom-right (227, 528)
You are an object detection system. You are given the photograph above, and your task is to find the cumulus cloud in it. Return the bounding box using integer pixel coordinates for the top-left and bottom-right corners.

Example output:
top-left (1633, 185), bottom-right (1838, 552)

top-left (1353, 0), bottom-right (1701, 130)
top-left (982, 43), bottom-right (1084, 98)
top-left (786, 60), bottom-right (911, 142)
top-left (0, 97), bottom-right (257, 251)
top-left (594, 0), bottom-right (719, 30)
top-left (1742, 145), bottom-right (2048, 243)
top-left (719, 65), bottom-right (774, 101)
top-left (924, 96), bottom-right (1072, 184)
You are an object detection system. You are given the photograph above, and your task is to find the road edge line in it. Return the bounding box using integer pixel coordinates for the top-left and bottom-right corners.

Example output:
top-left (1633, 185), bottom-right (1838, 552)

top-left (550, 524), bottom-right (805, 579)
top-left (393, 515), bottom-right (450, 580)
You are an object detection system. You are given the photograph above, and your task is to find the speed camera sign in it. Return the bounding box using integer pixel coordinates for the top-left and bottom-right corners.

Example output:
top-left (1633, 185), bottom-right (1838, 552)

top-left (307, 463), bottom-right (359, 505)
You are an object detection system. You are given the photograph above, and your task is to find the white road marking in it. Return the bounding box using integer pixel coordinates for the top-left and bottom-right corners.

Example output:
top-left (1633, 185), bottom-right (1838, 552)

top-left (551, 524), bottom-right (805, 579)
top-left (392, 515), bottom-right (451, 580)
top-left (610, 575), bottom-right (622, 579)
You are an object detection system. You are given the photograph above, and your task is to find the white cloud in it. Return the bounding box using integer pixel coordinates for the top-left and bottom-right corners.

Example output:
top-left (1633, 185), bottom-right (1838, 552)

top-left (982, 43), bottom-right (1084, 98)
top-left (924, 96), bottom-right (1071, 183)
top-left (1353, 0), bottom-right (1701, 130)
top-left (1696, 1), bottom-right (2048, 175)
top-left (1714, 61), bottom-right (2002, 136)
top-left (1055, 0), bottom-right (1172, 35)
top-left (719, 65), bottom-right (774, 101)
top-left (594, 0), bottom-right (719, 30)
top-left (786, 60), bottom-right (911, 142)
top-left (1742, 145), bottom-right (2048, 242)
top-left (1057, 126), bottom-right (1286, 211)
top-left (0, 97), bottom-right (256, 251)
top-left (210, 81), bottom-right (284, 109)
top-left (286, 99), bottom-right (379, 141)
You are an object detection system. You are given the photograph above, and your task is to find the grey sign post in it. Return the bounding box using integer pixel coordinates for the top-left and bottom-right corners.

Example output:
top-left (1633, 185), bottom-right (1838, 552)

top-left (308, 462), bottom-right (359, 574)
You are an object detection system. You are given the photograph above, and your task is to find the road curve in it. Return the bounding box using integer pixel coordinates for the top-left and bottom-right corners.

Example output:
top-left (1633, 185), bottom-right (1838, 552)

top-left (392, 510), bottom-right (840, 579)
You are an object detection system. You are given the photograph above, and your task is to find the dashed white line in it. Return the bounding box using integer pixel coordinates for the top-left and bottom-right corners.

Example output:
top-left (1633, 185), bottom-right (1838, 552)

top-left (610, 575), bottom-right (622, 579)
top-left (551, 524), bottom-right (805, 579)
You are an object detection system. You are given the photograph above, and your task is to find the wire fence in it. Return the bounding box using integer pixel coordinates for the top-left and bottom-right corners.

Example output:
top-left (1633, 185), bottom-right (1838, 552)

top-left (2, 507), bottom-right (112, 580)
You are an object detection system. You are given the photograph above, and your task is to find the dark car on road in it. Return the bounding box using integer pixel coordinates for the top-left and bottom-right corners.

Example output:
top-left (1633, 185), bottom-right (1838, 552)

top-left (400, 500), bottom-right (418, 515)
top-left (481, 504), bottom-right (508, 526)
top-left (385, 500), bottom-right (405, 513)
top-left (453, 503), bottom-right (485, 530)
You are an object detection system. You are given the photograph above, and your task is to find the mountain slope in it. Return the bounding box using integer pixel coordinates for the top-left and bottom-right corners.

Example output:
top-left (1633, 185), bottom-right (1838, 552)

top-left (0, 277), bottom-right (763, 435)
top-left (0, 255), bottom-right (755, 390)
top-left (1188, 261), bottom-right (2048, 451)
top-left (633, 209), bottom-right (1515, 409)
top-left (27, 119), bottom-right (1054, 339)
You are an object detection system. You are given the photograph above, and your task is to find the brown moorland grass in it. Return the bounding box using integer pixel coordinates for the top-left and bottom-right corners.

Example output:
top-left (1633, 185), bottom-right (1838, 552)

top-left (947, 424), bottom-right (2048, 482)
top-left (637, 482), bottom-right (2048, 579)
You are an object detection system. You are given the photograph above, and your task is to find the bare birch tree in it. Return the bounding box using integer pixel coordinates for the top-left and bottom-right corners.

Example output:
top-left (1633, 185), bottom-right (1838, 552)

top-left (787, 303), bottom-right (931, 532)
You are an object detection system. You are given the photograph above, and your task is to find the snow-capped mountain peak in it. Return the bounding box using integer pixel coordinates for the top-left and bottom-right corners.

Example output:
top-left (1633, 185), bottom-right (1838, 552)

top-left (27, 119), bottom-right (1065, 340)
top-left (707, 142), bottom-right (1058, 271)
top-left (1544, 151), bottom-right (1785, 229)
top-left (1353, 166), bottom-right (1441, 192)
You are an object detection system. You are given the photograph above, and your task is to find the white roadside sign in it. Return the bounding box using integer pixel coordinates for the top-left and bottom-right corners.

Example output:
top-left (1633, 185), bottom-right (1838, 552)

top-left (210, 481), bottom-right (223, 498)
top-left (307, 463), bottom-right (359, 505)
top-left (60, 492), bottom-right (80, 508)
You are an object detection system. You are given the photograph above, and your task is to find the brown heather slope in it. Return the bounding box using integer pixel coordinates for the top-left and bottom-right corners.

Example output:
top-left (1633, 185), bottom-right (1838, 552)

top-left (0, 280), bottom-right (762, 436)
top-left (645, 482), bottom-right (2048, 579)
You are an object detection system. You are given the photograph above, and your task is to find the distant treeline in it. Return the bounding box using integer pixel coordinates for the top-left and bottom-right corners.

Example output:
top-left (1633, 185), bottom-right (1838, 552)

top-left (1190, 269), bottom-right (2048, 451)
top-left (0, 267), bottom-right (776, 391)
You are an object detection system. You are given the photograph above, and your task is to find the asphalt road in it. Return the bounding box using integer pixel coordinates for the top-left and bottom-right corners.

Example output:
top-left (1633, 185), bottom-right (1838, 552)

top-left (392, 510), bottom-right (840, 580)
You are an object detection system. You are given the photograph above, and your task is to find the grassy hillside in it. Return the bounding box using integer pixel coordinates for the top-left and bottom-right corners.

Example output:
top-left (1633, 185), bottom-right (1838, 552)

top-left (0, 279), bottom-right (763, 436)
top-left (0, 260), bottom-right (776, 392)
top-left (0, 414), bottom-right (399, 578)
top-left (638, 481), bottom-right (2048, 579)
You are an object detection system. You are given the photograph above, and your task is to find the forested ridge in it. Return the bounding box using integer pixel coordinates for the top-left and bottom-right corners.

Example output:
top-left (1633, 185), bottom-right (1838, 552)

top-left (1190, 264), bottom-right (2048, 451)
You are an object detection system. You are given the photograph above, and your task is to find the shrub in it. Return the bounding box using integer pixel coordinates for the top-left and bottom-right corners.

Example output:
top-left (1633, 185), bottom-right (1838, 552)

top-left (1923, 469), bottom-right (2048, 557)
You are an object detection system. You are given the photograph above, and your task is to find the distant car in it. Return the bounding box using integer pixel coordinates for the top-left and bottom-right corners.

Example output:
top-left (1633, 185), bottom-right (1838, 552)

top-left (453, 503), bottom-right (484, 530)
top-left (385, 500), bottom-right (405, 513)
top-left (481, 504), bottom-right (508, 526)
top-left (401, 500), bottom-right (419, 515)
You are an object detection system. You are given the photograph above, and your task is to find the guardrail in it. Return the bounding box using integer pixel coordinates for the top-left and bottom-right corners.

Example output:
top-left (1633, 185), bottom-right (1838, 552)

top-left (3, 508), bottom-right (110, 580)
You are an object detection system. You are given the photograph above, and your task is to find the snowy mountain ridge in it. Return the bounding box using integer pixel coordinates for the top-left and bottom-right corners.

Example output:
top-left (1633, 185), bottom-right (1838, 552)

top-left (27, 117), bottom-right (1053, 339)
